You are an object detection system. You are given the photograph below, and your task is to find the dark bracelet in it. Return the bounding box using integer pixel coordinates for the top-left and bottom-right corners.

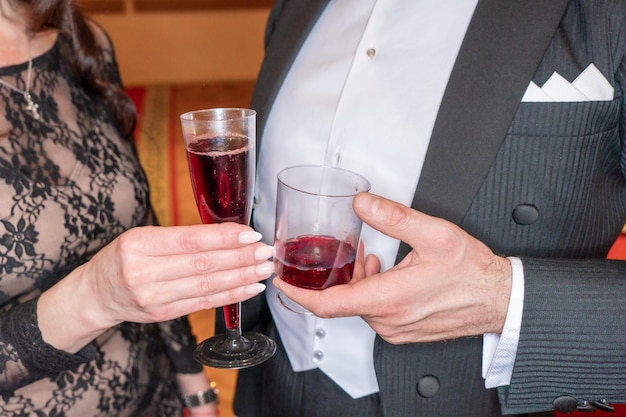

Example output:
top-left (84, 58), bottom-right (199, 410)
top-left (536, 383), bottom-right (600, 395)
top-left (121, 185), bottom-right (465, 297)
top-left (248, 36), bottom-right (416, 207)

top-left (181, 385), bottom-right (219, 408)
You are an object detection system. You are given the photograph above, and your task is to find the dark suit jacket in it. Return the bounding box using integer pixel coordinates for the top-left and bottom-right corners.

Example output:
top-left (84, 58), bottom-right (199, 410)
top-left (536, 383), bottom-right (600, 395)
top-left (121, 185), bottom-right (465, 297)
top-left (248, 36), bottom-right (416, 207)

top-left (248, 0), bottom-right (626, 415)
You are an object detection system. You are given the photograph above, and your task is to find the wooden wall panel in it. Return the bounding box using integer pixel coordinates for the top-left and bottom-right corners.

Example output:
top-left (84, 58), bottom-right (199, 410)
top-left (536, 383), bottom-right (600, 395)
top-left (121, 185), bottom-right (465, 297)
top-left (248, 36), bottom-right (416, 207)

top-left (89, 7), bottom-right (270, 85)
top-left (79, 0), bottom-right (273, 13)
top-left (135, 0), bottom-right (274, 11)
top-left (78, 0), bottom-right (125, 13)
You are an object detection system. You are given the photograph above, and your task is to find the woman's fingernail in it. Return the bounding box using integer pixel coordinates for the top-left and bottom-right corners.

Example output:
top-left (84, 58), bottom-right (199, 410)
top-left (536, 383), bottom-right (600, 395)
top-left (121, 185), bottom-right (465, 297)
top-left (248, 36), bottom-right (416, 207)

top-left (239, 231), bottom-right (262, 244)
top-left (246, 283), bottom-right (266, 295)
top-left (255, 261), bottom-right (275, 276)
top-left (255, 245), bottom-right (275, 261)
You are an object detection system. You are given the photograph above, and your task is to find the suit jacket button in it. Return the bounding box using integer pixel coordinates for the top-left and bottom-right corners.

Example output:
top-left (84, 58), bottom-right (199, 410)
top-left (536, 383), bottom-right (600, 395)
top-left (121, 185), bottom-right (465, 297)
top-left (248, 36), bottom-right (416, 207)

top-left (416, 375), bottom-right (440, 398)
top-left (512, 204), bottom-right (539, 225)
top-left (553, 396), bottom-right (578, 413)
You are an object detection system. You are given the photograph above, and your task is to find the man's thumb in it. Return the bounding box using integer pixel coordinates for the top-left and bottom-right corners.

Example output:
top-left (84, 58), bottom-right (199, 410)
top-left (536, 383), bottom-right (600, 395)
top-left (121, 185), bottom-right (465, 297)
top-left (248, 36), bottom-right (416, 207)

top-left (353, 192), bottom-right (415, 241)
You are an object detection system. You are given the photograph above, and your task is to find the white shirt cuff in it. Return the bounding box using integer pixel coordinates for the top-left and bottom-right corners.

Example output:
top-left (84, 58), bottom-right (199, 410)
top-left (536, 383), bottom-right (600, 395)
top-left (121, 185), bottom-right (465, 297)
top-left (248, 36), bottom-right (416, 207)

top-left (482, 257), bottom-right (525, 388)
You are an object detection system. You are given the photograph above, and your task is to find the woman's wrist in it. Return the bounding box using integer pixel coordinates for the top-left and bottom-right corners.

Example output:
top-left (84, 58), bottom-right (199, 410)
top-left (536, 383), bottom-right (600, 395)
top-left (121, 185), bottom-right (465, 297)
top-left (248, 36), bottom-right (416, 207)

top-left (186, 403), bottom-right (219, 417)
top-left (183, 383), bottom-right (219, 417)
top-left (37, 263), bottom-right (115, 353)
top-left (177, 372), bottom-right (219, 414)
top-left (181, 383), bottom-right (219, 408)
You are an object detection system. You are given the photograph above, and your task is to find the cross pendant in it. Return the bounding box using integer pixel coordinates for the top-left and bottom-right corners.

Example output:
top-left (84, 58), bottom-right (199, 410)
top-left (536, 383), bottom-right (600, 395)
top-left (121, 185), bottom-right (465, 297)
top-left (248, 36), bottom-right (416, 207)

top-left (23, 92), bottom-right (40, 120)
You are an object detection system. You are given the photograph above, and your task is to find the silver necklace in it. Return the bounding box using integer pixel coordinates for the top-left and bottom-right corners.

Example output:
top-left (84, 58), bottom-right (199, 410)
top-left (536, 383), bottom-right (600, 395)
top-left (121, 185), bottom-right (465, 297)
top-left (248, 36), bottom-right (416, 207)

top-left (0, 38), bottom-right (40, 120)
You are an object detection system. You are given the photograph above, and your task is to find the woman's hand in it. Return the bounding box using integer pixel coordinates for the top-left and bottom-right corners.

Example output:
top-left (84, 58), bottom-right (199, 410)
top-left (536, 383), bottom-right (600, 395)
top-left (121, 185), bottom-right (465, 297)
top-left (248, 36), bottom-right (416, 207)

top-left (38, 223), bottom-right (274, 353)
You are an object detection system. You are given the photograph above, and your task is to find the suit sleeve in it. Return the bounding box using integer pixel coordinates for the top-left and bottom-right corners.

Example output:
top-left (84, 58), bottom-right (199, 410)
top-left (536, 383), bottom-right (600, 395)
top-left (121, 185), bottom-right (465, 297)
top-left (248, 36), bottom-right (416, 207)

top-left (498, 258), bottom-right (626, 414)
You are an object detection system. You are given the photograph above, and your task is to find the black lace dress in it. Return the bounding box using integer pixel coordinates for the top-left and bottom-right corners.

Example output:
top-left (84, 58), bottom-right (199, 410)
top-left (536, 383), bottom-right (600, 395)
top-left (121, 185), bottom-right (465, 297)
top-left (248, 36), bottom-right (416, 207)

top-left (0, 29), bottom-right (202, 416)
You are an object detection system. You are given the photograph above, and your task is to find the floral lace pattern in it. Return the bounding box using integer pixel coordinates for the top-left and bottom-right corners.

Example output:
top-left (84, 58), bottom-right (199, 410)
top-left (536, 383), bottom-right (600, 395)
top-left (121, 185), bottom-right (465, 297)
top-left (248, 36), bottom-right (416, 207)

top-left (0, 29), bottom-right (199, 416)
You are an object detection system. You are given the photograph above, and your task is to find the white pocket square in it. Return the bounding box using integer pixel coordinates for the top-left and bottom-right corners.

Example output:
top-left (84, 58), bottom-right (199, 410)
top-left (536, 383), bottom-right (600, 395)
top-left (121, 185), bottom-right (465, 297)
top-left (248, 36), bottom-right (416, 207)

top-left (521, 64), bottom-right (614, 102)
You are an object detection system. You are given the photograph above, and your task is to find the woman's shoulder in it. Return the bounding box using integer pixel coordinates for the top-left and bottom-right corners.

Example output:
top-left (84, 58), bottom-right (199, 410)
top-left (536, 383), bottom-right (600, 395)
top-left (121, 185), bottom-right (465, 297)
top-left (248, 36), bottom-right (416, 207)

top-left (85, 18), bottom-right (115, 53)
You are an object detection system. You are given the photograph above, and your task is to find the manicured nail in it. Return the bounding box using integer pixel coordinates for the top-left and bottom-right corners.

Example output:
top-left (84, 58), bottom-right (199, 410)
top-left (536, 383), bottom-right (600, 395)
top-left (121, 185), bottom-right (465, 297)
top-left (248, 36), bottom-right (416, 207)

top-left (255, 261), bottom-right (274, 276)
top-left (255, 245), bottom-right (275, 261)
top-left (239, 231), bottom-right (262, 244)
top-left (246, 283), bottom-right (266, 295)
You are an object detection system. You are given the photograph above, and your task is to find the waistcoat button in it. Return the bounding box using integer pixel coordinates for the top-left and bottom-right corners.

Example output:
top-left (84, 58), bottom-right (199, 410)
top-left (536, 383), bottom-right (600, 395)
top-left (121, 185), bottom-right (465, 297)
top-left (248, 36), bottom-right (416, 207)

top-left (416, 375), bottom-right (440, 398)
top-left (512, 204), bottom-right (539, 225)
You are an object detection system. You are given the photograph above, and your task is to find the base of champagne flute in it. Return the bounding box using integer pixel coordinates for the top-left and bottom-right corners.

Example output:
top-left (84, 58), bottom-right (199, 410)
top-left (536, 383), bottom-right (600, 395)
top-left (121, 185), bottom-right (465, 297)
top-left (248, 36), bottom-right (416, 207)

top-left (276, 291), bottom-right (313, 315)
top-left (194, 331), bottom-right (276, 369)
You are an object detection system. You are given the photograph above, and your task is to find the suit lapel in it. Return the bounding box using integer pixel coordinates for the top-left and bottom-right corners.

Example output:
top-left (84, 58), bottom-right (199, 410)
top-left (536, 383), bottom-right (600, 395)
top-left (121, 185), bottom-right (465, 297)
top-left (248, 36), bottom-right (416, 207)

top-left (396, 0), bottom-right (570, 262)
top-left (411, 0), bottom-right (570, 223)
top-left (251, 0), bottom-right (331, 150)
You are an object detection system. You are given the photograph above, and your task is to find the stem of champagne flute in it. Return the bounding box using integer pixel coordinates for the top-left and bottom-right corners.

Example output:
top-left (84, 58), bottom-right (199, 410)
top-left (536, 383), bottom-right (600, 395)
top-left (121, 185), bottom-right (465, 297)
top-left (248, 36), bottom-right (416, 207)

top-left (223, 303), bottom-right (240, 329)
top-left (223, 302), bottom-right (252, 352)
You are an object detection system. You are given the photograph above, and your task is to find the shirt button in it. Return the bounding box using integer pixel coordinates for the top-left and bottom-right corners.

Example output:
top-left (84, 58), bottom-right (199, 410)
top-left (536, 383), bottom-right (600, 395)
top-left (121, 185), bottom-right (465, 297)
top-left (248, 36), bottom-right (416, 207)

top-left (366, 48), bottom-right (376, 58)
top-left (313, 350), bottom-right (324, 362)
top-left (315, 328), bottom-right (326, 339)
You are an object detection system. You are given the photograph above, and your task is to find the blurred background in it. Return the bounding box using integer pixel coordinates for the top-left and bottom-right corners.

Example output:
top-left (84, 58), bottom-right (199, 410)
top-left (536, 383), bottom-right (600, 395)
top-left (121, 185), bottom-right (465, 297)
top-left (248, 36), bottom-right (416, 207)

top-left (84, 0), bottom-right (273, 85)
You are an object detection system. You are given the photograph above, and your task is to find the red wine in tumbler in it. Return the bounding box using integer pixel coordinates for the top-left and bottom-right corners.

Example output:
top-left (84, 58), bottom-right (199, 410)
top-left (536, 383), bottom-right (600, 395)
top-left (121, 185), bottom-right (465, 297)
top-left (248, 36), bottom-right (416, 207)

top-left (275, 235), bottom-right (357, 289)
top-left (186, 134), bottom-right (250, 330)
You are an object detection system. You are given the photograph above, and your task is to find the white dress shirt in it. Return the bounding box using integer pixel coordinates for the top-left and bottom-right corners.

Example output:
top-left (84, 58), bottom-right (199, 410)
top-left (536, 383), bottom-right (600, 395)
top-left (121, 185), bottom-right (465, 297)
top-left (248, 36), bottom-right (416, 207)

top-left (254, 0), bottom-right (521, 398)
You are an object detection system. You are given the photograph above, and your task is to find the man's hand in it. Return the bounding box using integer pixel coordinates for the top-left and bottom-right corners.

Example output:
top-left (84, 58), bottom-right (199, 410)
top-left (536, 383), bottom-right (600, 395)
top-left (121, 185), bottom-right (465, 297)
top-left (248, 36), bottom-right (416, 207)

top-left (273, 192), bottom-right (512, 344)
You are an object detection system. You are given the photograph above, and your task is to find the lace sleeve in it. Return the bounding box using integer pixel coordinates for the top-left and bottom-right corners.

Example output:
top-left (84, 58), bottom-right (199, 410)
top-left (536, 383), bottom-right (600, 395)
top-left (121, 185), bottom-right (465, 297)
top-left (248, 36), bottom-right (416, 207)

top-left (0, 298), bottom-right (95, 392)
top-left (157, 317), bottom-right (203, 374)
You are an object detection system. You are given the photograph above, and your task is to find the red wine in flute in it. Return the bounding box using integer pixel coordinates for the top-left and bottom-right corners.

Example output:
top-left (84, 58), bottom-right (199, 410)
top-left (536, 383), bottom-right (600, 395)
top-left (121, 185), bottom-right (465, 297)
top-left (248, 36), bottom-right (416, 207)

top-left (275, 235), bottom-right (357, 289)
top-left (186, 134), bottom-right (250, 330)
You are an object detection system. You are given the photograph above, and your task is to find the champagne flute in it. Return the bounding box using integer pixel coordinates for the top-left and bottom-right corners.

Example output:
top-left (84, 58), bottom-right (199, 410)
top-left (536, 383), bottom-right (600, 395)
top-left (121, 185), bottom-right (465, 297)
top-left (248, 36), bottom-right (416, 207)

top-left (273, 165), bottom-right (371, 314)
top-left (180, 108), bottom-right (275, 368)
